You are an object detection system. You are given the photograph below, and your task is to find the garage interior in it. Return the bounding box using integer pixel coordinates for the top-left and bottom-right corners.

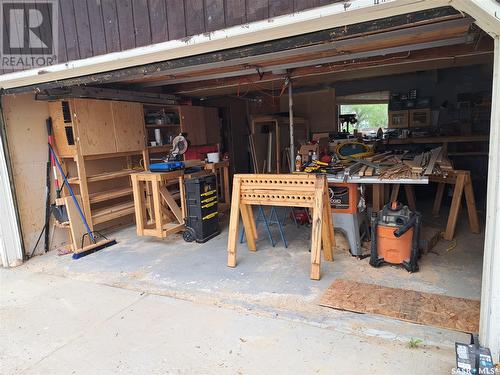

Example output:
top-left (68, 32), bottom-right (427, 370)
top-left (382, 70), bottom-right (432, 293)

top-left (2, 6), bottom-right (494, 352)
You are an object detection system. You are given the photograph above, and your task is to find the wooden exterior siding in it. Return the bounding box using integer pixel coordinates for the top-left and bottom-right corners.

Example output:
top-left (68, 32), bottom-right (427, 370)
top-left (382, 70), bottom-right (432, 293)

top-left (0, 0), bottom-right (343, 74)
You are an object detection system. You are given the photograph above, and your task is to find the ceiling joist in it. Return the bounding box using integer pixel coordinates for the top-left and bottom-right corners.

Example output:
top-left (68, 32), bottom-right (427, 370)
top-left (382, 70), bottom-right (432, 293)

top-left (134, 17), bottom-right (473, 88)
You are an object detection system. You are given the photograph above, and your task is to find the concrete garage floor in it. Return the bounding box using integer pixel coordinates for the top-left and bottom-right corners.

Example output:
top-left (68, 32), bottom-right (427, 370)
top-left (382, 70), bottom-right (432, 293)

top-left (1, 206), bottom-right (484, 374)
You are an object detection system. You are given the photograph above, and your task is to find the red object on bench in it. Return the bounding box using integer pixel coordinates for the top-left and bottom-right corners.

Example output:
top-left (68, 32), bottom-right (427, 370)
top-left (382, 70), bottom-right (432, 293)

top-left (184, 144), bottom-right (218, 161)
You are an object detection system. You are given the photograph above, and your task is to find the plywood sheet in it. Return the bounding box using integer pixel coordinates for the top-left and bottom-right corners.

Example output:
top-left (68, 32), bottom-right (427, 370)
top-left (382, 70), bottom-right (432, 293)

top-left (48, 101), bottom-right (75, 157)
top-left (73, 99), bottom-right (116, 155)
top-left (320, 279), bottom-right (480, 333)
top-left (111, 101), bottom-right (145, 152)
top-left (179, 106), bottom-right (207, 146)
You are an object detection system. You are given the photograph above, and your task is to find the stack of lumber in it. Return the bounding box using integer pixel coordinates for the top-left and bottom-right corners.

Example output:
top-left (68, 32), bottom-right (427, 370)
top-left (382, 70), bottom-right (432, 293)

top-left (352, 147), bottom-right (454, 180)
top-left (413, 147), bottom-right (454, 177)
top-left (378, 163), bottom-right (422, 180)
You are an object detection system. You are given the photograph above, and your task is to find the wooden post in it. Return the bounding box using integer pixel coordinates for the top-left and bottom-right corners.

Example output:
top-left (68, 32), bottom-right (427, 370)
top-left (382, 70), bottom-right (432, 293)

top-left (372, 184), bottom-right (384, 212)
top-left (227, 177), bottom-right (242, 267)
top-left (432, 182), bottom-right (445, 216)
top-left (151, 176), bottom-right (163, 237)
top-left (390, 184), bottom-right (400, 202)
top-left (288, 80), bottom-right (294, 173)
top-left (131, 174), bottom-right (145, 235)
top-left (321, 184), bottom-right (334, 262)
top-left (404, 185), bottom-right (417, 211)
top-left (240, 204), bottom-right (256, 251)
top-left (223, 163), bottom-right (230, 206)
top-left (179, 176), bottom-right (186, 221)
top-left (443, 172), bottom-right (466, 241)
top-left (463, 172), bottom-right (480, 234)
top-left (246, 204), bottom-right (257, 241)
top-left (310, 178), bottom-right (324, 280)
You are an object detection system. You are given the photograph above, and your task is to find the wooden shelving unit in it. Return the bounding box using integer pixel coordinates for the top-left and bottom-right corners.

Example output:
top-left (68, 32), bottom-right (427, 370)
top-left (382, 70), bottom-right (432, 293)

top-left (86, 169), bottom-right (136, 183)
top-left (142, 104), bottom-right (219, 167)
top-left (89, 187), bottom-right (134, 204)
top-left (50, 98), bottom-right (223, 235)
top-left (92, 201), bottom-right (136, 225)
top-left (49, 98), bottom-right (147, 230)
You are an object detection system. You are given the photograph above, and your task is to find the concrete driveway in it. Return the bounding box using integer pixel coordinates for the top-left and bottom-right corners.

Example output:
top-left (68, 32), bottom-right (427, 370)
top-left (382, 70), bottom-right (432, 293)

top-left (1, 268), bottom-right (456, 375)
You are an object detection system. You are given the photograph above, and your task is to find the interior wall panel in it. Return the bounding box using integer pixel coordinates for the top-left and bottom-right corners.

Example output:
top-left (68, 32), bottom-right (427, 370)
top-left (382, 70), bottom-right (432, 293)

top-left (1, 94), bottom-right (68, 257)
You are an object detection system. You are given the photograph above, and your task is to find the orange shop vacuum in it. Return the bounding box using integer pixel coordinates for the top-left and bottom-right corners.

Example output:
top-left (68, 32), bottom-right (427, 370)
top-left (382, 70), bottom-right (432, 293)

top-left (369, 201), bottom-right (421, 272)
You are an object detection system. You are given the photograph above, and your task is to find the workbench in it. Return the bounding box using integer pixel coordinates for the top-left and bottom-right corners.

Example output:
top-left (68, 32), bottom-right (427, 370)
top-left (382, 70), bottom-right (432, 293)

top-left (327, 171), bottom-right (479, 240)
top-left (131, 170), bottom-right (186, 238)
top-left (131, 169), bottom-right (213, 238)
top-left (327, 175), bottom-right (427, 212)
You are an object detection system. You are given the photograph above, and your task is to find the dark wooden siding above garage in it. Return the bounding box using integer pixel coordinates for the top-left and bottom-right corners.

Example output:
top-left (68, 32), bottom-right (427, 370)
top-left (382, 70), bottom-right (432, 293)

top-left (0, 0), bottom-right (344, 74)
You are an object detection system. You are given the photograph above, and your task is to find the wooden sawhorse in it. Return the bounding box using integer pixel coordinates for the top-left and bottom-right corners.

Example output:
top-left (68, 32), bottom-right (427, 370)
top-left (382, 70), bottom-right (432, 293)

top-left (430, 170), bottom-right (480, 240)
top-left (227, 174), bottom-right (334, 280)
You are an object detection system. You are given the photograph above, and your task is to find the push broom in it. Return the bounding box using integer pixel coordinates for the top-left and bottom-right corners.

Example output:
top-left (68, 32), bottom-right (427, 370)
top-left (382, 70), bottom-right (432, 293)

top-left (48, 143), bottom-right (117, 259)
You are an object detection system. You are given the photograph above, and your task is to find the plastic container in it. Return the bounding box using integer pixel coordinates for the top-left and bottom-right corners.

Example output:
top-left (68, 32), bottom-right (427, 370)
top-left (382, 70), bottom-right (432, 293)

top-left (376, 225), bottom-right (413, 264)
top-left (207, 152), bottom-right (220, 163)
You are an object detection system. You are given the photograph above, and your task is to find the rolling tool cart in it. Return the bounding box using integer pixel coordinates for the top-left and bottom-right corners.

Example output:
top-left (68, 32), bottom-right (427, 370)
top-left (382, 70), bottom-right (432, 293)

top-left (369, 202), bottom-right (421, 272)
top-left (183, 174), bottom-right (220, 243)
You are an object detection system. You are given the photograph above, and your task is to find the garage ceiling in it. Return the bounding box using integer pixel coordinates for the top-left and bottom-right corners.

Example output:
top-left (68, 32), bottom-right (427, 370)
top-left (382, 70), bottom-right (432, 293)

top-left (112, 13), bottom-right (492, 98)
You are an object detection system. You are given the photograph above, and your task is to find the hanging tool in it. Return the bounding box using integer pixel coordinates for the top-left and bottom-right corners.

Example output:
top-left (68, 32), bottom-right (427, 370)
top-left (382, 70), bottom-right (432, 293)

top-left (48, 143), bottom-right (117, 259)
top-left (29, 118), bottom-right (58, 258)
top-left (28, 142), bottom-right (52, 258)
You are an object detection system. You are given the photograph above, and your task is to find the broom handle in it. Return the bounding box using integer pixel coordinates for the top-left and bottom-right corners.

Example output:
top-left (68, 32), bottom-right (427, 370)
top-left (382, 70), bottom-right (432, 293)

top-left (48, 144), bottom-right (95, 243)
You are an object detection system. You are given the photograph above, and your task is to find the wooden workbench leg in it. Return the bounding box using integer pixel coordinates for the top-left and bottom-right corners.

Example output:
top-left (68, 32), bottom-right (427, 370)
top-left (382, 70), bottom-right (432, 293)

top-left (240, 204), bottom-right (256, 251)
top-left (223, 165), bottom-right (230, 205)
top-left (390, 184), bottom-right (400, 202)
top-left (227, 178), bottom-right (242, 267)
top-left (131, 176), bottom-right (146, 236)
top-left (321, 211), bottom-right (334, 262)
top-left (372, 184), bottom-right (383, 212)
top-left (432, 183), bottom-right (445, 217)
top-left (247, 204), bottom-right (258, 240)
top-left (151, 179), bottom-right (163, 237)
top-left (326, 181), bottom-right (335, 250)
top-left (310, 183), bottom-right (324, 280)
top-left (404, 185), bottom-right (416, 211)
top-left (444, 173), bottom-right (466, 241)
top-left (321, 182), bottom-right (334, 262)
top-left (464, 172), bottom-right (480, 234)
top-left (179, 176), bottom-right (186, 222)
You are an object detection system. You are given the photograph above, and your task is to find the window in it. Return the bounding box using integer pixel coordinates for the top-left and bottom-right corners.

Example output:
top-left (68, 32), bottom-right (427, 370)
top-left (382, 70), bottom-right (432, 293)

top-left (339, 104), bottom-right (389, 133)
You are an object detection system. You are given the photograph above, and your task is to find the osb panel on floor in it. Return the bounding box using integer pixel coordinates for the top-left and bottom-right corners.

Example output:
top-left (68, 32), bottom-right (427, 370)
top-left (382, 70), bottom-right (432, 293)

top-left (320, 279), bottom-right (480, 333)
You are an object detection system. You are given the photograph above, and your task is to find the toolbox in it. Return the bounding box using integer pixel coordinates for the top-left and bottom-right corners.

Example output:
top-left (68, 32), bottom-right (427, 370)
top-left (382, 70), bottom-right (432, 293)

top-left (183, 174), bottom-right (220, 243)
